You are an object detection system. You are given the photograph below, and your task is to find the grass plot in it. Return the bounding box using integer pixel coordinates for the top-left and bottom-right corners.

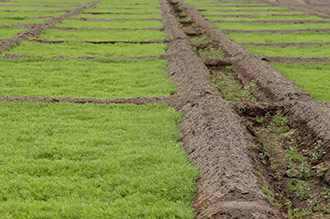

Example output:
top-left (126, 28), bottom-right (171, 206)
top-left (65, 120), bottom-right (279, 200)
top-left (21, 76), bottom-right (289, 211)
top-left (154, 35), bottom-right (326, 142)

top-left (5, 41), bottom-right (167, 57)
top-left (271, 63), bottom-right (330, 101)
top-left (0, 58), bottom-right (175, 98)
top-left (0, 26), bottom-right (27, 39)
top-left (0, 103), bottom-right (198, 218)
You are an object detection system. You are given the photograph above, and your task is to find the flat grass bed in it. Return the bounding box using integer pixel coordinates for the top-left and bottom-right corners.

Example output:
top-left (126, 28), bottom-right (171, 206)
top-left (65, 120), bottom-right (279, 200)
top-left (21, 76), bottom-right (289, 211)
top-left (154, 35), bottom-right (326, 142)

top-left (191, 3), bottom-right (271, 5)
top-left (201, 10), bottom-right (303, 15)
top-left (73, 13), bottom-right (162, 19)
top-left (245, 45), bottom-right (330, 57)
top-left (206, 15), bottom-right (324, 22)
top-left (271, 63), bottom-right (330, 101)
top-left (0, 18), bottom-right (51, 25)
top-left (196, 6), bottom-right (287, 10)
top-left (0, 58), bottom-right (175, 98)
top-left (95, 4), bottom-right (160, 8)
top-left (0, 26), bottom-right (26, 39)
top-left (0, 6), bottom-right (77, 11)
top-left (5, 41), bottom-right (167, 57)
top-left (0, 103), bottom-right (198, 218)
top-left (0, 11), bottom-right (65, 18)
top-left (83, 8), bottom-right (161, 14)
top-left (56, 20), bottom-right (163, 29)
top-left (214, 22), bottom-right (330, 30)
top-left (227, 31), bottom-right (330, 43)
top-left (36, 29), bottom-right (167, 41)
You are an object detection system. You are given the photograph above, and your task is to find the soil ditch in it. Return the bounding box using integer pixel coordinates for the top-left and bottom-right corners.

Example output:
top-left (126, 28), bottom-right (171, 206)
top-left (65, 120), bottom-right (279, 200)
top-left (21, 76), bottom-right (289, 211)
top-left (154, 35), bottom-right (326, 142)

top-left (170, 0), bottom-right (330, 218)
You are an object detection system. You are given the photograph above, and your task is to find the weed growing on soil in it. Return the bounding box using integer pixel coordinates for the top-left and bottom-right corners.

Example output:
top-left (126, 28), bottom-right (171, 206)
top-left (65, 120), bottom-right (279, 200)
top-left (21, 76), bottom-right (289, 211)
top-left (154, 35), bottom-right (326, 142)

top-left (197, 47), bottom-right (222, 59)
top-left (245, 45), bottom-right (330, 57)
top-left (36, 28), bottom-right (167, 41)
top-left (0, 103), bottom-right (198, 218)
top-left (271, 63), bottom-right (330, 101)
top-left (5, 41), bottom-right (168, 57)
top-left (0, 58), bottom-right (175, 98)
top-left (186, 35), bottom-right (211, 45)
top-left (56, 20), bottom-right (163, 29)
top-left (209, 71), bottom-right (258, 102)
top-left (243, 110), bottom-right (330, 217)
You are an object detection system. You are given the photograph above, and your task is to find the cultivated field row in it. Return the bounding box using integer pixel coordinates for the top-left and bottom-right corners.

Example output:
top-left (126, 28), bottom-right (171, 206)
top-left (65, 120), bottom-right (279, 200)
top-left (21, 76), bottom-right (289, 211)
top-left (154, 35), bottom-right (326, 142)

top-left (1, 0), bottom-right (330, 218)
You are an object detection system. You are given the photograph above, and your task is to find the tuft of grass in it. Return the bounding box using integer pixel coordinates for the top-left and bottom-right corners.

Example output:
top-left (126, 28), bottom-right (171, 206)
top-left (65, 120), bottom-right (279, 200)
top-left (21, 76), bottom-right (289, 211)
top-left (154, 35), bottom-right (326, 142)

top-left (0, 102), bottom-right (199, 218)
top-left (197, 47), bottom-right (222, 58)
top-left (0, 58), bottom-right (175, 98)
top-left (5, 41), bottom-right (167, 57)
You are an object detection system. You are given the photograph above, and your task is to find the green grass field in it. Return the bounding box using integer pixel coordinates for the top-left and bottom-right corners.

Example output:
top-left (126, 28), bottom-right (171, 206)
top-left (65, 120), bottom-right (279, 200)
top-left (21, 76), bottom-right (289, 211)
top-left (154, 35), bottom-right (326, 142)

top-left (83, 8), bottom-right (161, 14)
top-left (36, 29), bottom-right (167, 41)
top-left (196, 6), bottom-right (287, 10)
top-left (271, 63), bottom-right (330, 101)
top-left (206, 15), bottom-right (324, 22)
top-left (201, 10), bottom-right (303, 15)
top-left (73, 13), bottom-right (162, 19)
top-left (227, 31), bottom-right (330, 43)
top-left (0, 102), bottom-right (198, 218)
top-left (5, 41), bottom-right (167, 57)
top-left (245, 45), bottom-right (330, 57)
top-left (56, 20), bottom-right (163, 29)
top-left (214, 22), bottom-right (330, 30)
top-left (0, 18), bottom-right (51, 24)
top-left (0, 58), bottom-right (175, 98)
top-left (0, 11), bottom-right (65, 18)
top-left (0, 6), bottom-right (76, 11)
top-left (0, 26), bottom-right (27, 39)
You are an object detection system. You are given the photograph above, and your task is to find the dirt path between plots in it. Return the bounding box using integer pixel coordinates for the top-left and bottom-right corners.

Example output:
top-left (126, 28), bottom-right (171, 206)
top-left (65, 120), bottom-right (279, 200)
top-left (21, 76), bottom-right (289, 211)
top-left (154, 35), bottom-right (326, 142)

top-left (172, 0), bottom-right (330, 218)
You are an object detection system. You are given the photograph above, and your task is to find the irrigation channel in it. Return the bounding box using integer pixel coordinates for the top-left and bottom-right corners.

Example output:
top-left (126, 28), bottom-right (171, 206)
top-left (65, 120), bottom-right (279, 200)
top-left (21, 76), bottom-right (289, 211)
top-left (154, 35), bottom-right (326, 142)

top-left (0, 0), bottom-right (330, 218)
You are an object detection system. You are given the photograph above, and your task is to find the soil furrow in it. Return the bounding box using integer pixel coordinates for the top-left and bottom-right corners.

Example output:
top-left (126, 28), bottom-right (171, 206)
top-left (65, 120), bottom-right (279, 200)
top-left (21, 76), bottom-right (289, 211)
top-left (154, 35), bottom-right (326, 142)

top-left (0, 95), bottom-right (181, 107)
top-left (29, 39), bottom-right (169, 44)
top-left (163, 0), bottom-right (285, 218)
top-left (240, 42), bottom-right (330, 47)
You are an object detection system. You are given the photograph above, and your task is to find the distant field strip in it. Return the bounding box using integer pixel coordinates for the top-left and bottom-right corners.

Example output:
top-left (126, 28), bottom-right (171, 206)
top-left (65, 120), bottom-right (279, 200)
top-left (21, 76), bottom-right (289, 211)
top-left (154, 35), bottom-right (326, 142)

top-left (189, 0), bottom-right (330, 101)
top-left (0, 103), bottom-right (198, 218)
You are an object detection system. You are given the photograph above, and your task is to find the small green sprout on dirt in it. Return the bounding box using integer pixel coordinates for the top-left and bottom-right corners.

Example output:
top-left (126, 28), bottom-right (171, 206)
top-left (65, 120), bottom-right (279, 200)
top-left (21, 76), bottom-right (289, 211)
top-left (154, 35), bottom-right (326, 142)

top-left (197, 47), bottom-right (222, 59)
top-left (268, 110), bottom-right (290, 132)
top-left (316, 164), bottom-right (328, 177)
top-left (187, 35), bottom-right (211, 45)
top-left (226, 65), bottom-right (233, 71)
top-left (297, 161), bottom-right (311, 180)
top-left (209, 72), bottom-right (258, 102)
top-left (311, 140), bottom-right (325, 162)
top-left (295, 180), bottom-right (311, 201)
top-left (179, 16), bottom-right (192, 22)
top-left (320, 187), bottom-right (330, 200)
